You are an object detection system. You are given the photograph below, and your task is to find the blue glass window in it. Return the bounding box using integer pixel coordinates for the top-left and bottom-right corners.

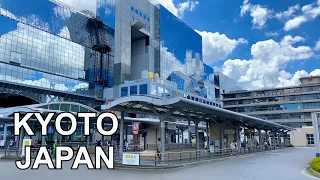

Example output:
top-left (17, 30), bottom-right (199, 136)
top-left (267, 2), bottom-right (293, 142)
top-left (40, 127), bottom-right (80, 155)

top-left (140, 84), bottom-right (148, 94)
top-left (131, 6), bottom-right (134, 12)
top-left (139, 12), bottom-right (142, 17)
top-left (130, 86), bottom-right (137, 95)
top-left (143, 14), bottom-right (146, 20)
top-left (121, 87), bottom-right (128, 97)
top-left (135, 9), bottom-right (138, 14)
top-left (147, 17), bottom-right (150, 22)
top-left (131, 16), bottom-right (135, 22)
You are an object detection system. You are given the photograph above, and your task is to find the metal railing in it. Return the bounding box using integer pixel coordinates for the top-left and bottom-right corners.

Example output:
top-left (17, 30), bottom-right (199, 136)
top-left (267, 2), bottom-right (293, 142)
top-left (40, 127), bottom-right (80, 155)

top-left (115, 145), bottom-right (290, 167)
top-left (106, 78), bottom-right (223, 109)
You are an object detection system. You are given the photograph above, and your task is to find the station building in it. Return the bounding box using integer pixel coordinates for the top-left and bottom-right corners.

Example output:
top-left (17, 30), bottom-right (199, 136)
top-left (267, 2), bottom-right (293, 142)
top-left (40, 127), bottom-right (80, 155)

top-left (0, 0), bottom-right (291, 152)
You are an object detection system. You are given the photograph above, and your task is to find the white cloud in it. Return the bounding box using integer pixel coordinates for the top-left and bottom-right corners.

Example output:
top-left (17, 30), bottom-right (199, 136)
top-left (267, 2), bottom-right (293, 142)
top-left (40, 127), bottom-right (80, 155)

top-left (149, 0), bottom-right (199, 18)
top-left (240, 0), bottom-right (270, 29)
top-left (302, 3), bottom-right (320, 19)
top-left (284, 16), bottom-right (307, 31)
top-left (240, 0), bottom-right (251, 16)
top-left (315, 40), bottom-right (320, 51)
top-left (275, 4), bottom-right (300, 20)
top-left (219, 35), bottom-right (314, 90)
top-left (57, 0), bottom-right (97, 14)
top-left (284, 2), bottom-right (320, 31)
top-left (311, 69), bottom-right (320, 76)
top-left (195, 30), bottom-right (248, 64)
top-left (265, 31), bottom-right (279, 37)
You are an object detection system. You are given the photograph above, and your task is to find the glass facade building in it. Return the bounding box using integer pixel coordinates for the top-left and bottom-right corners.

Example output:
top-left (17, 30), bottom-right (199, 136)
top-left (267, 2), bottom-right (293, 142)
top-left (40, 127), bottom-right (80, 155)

top-left (222, 77), bottom-right (320, 128)
top-left (0, 0), bottom-right (115, 99)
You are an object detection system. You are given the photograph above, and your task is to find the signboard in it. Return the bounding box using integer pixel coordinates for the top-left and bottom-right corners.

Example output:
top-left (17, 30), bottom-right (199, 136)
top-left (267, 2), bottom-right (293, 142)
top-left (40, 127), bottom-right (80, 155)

top-left (48, 126), bottom-right (54, 134)
top-left (209, 140), bottom-right (215, 152)
top-left (167, 122), bottom-right (176, 130)
top-left (21, 139), bottom-right (32, 157)
top-left (122, 153), bottom-right (140, 166)
top-left (132, 122), bottom-right (140, 135)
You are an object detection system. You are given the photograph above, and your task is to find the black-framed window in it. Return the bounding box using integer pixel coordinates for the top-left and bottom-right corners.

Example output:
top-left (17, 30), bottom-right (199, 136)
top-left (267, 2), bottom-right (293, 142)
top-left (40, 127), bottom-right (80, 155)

top-left (306, 134), bottom-right (314, 145)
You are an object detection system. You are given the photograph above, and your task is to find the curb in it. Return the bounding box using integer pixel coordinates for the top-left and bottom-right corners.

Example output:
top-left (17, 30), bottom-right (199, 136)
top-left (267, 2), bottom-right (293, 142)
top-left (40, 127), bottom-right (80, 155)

top-left (309, 166), bottom-right (320, 178)
top-left (115, 149), bottom-right (286, 169)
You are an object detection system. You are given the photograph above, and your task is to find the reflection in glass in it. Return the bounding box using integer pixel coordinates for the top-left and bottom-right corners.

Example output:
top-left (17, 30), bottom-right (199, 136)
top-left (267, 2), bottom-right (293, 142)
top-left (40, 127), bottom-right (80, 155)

top-left (0, 0), bottom-right (115, 97)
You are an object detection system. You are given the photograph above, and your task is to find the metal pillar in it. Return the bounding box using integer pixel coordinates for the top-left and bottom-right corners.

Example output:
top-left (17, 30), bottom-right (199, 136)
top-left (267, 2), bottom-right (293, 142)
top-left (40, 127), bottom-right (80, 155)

top-left (258, 130), bottom-right (262, 145)
top-left (235, 126), bottom-right (240, 149)
top-left (125, 123), bottom-right (128, 141)
top-left (188, 120), bottom-right (191, 143)
top-left (220, 126), bottom-right (224, 149)
top-left (42, 135), bottom-right (46, 146)
top-left (195, 122), bottom-right (199, 150)
top-left (3, 123), bottom-right (7, 146)
top-left (160, 118), bottom-right (166, 155)
top-left (119, 112), bottom-right (124, 154)
top-left (181, 128), bottom-right (184, 143)
top-left (206, 121), bottom-right (210, 150)
top-left (312, 113), bottom-right (320, 157)
top-left (18, 128), bottom-right (24, 150)
top-left (92, 127), bottom-right (96, 143)
top-left (265, 130), bottom-right (269, 145)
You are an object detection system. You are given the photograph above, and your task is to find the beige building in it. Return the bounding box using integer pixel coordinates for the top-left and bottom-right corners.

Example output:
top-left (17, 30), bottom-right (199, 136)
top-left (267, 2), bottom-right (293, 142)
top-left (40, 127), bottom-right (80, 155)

top-left (289, 127), bottom-right (315, 147)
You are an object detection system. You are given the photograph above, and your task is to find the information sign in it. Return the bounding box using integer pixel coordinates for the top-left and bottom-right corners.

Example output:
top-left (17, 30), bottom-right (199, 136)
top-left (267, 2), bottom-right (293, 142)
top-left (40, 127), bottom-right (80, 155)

top-left (122, 153), bottom-right (140, 166)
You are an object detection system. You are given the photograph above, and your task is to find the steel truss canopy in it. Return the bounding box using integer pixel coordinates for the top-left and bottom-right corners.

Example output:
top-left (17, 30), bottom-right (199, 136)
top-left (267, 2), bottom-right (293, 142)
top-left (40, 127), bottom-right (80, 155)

top-left (101, 95), bottom-right (294, 132)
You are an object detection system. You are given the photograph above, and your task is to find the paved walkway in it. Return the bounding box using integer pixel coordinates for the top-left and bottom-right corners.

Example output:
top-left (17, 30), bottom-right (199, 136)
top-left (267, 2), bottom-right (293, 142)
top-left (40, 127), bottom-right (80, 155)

top-left (0, 147), bottom-right (316, 180)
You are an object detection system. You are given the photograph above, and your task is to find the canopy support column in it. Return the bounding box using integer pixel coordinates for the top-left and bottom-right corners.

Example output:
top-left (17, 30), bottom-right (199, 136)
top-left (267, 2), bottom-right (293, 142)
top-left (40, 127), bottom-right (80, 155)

top-left (119, 111), bottom-right (125, 155)
top-left (160, 118), bottom-right (166, 157)
top-left (18, 127), bottom-right (24, 150)
top-left (206, 121), bottom-right (210, 150)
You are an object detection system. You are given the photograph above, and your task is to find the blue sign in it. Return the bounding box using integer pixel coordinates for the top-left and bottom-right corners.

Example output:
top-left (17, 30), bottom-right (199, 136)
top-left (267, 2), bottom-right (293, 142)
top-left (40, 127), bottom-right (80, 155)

top-left (48, 126), bottom-right (54, 134)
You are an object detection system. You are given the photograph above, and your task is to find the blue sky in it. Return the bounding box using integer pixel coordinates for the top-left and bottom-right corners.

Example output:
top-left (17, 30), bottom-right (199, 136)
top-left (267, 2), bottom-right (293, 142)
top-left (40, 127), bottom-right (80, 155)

top-left (61, 0), bottom-right (320, 90)
top-left (149, 0), bottom-right (320, 90)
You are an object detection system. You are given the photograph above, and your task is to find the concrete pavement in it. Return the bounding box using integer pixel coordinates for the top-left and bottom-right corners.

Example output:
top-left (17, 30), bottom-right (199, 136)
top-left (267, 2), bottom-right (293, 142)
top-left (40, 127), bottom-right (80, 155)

top-left (0, 147), bottom-right (316, 180)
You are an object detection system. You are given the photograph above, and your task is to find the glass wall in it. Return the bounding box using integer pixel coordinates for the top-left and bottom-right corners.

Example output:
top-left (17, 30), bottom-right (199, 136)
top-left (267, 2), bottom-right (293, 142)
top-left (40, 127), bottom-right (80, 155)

top-left (159, 5), bottom-right (204, 79)
top-left (0, 0), bottom-right (115, 94)
top-left (97, 0), bottom-right (116, 28)
top-left (158, 5), bottom-right (219, 99)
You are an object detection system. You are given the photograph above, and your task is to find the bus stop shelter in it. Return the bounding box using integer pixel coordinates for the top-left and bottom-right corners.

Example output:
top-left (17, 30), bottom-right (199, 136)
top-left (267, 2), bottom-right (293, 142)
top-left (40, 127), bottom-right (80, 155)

top-left (102, 89), bottom-right (294, 156)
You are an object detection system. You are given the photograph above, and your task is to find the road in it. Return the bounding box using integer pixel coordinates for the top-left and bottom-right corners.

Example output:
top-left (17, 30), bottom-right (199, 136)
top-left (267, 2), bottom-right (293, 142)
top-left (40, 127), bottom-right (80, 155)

top-left (0, 147), bottom-right (316, 180)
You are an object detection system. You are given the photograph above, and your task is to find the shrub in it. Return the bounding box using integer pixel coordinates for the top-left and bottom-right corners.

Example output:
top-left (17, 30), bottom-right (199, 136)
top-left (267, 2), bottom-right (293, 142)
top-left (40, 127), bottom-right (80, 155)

top-left (311, 157), bottom-right (320, 172)
top-left (288, 144), bottom-right (294, 147)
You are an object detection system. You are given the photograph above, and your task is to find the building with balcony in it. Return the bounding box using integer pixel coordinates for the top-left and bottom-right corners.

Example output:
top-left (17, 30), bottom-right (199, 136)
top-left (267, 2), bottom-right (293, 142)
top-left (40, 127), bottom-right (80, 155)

top-left (222, 76), bottom-right (320, 146)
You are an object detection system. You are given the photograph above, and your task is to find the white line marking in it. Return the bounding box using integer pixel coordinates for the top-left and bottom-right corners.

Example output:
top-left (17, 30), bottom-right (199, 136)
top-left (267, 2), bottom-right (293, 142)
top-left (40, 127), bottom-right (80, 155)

top-left (272, 153), bottom-right (290, 156)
